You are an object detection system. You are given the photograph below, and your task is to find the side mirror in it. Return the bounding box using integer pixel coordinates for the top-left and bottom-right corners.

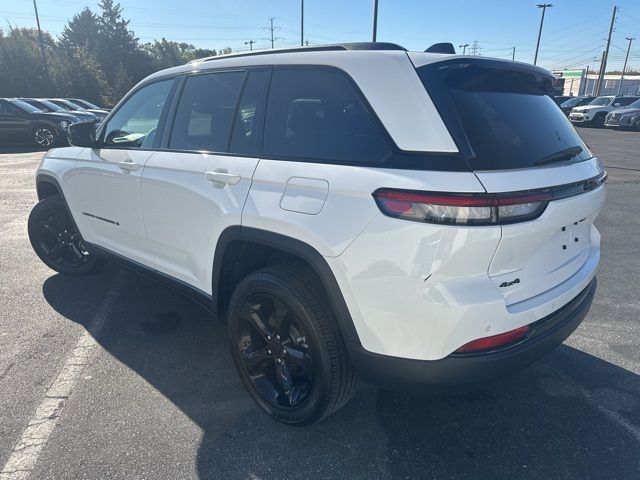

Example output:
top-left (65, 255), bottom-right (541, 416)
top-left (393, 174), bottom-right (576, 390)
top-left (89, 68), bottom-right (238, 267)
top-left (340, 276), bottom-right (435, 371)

top-left (613, 103), bottom-right (621, 107)
top-left (68, 122), bottom-right (96, 148)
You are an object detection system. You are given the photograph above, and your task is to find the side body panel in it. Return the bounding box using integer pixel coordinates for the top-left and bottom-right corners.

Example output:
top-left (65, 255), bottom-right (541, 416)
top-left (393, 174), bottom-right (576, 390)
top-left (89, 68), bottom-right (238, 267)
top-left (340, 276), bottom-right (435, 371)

top-left (69, 148), bottom-right (155, 267)
top-left (141, 151), bottom-right (259, 294)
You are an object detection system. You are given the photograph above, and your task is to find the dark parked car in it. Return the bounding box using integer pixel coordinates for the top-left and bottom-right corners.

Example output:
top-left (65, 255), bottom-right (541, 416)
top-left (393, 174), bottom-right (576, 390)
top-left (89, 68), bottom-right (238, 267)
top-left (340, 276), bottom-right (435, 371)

top-left (48, 99), bottom-right (108, 123)
top-left (605, 99), bottom-right (640, 130)
top-left (552, 95), bottom-right (573, 105)
top-left (558, 96), bottom-right (594, 115)
top-left (0, 98), bottom-right (75, 147)
top-left (67, 98), bottom-right (110, 112)
top-left (21, 98), bottom-right (98, 124)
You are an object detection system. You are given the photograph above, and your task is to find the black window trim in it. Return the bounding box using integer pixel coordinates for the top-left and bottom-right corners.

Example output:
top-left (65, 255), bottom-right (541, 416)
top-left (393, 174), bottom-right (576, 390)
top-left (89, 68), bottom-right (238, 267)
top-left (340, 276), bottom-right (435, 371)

top-left (154, 64), bottom-right (468, 171)
top-left (259, 64), bottom-right (469, 171)
top-left (92, 63), bottom-right (472, 171)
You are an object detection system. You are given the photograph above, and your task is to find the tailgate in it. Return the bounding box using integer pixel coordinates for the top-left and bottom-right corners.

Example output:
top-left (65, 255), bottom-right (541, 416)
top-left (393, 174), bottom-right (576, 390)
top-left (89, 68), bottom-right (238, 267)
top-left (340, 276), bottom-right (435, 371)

top-left (476, 158), bottom-right (606, 306)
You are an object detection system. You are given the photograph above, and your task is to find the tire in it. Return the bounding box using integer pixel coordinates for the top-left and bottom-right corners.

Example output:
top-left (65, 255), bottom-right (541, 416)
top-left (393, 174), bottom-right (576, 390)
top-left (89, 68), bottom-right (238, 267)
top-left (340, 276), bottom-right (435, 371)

top-left (227, 264), bottom-right (358, 425)
top-left (28, 196), bottom-right (99, 275)
top-left (31, 125), bottom-right (57, 148)
top-left (592, 113), bottom-right (606, 128)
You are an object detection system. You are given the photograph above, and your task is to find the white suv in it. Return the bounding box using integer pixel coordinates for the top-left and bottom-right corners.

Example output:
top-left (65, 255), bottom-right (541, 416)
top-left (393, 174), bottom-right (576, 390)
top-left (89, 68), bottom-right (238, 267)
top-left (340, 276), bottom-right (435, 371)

top-left (28, 43), bottom-right (606, 425)
top-left (569, 95), bottom-right (640, 127)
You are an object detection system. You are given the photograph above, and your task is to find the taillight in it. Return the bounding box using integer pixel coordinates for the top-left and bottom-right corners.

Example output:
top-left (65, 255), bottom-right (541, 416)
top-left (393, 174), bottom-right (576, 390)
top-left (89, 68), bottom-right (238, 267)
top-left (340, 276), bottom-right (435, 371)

top-left (373, 189), bottom-right (552, 225)
top-left (455, 325), bottom-right (530, 353)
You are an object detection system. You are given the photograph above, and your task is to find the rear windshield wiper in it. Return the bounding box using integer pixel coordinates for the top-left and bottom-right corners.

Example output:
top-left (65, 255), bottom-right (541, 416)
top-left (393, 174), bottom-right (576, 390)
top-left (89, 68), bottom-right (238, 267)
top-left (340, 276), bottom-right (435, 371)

top-left (535, 146), bottom-right (584, 166)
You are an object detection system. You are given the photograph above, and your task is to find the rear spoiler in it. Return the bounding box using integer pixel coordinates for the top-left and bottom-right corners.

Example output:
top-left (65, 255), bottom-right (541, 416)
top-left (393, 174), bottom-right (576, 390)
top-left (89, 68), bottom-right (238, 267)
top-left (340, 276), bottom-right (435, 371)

top-left (425, 43), bottom-right (456, 54)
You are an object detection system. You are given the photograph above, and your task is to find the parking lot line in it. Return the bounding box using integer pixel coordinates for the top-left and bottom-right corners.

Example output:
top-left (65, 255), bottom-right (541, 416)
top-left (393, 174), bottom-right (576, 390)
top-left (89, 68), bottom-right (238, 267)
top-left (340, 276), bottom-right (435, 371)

top-left (0, 276), bottom-right (123, 480)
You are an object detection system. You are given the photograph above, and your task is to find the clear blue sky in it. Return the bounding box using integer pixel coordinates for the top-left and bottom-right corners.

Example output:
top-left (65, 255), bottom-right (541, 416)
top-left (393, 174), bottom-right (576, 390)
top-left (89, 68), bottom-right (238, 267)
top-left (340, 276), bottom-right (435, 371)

top-left (3, 0), bottom-right (640, 71)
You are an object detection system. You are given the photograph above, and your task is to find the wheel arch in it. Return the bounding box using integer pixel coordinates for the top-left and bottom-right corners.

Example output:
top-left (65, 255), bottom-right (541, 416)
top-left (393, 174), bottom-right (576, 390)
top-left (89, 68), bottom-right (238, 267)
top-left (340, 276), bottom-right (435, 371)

top-left (36, 174), bottom-right (64, 201)
top-left (35, 173), bottom-right (81, 234)
top-left (213, 226), bottom-right (361, 345)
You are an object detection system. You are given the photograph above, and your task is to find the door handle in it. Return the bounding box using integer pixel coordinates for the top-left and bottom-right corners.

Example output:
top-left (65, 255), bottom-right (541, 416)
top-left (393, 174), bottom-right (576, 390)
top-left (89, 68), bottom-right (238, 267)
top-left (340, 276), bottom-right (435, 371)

top-left (205, 169), bottom-right (241, 187)
top-left (117, 160), bottom-right (140, 172)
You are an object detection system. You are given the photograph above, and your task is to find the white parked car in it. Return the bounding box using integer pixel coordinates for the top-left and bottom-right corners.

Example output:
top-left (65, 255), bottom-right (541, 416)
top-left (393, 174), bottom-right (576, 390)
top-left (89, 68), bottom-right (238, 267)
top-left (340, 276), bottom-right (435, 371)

top-left (569, 95), bottom-right (640, 127)
top-left (28, 43), bottom-right (606, 424)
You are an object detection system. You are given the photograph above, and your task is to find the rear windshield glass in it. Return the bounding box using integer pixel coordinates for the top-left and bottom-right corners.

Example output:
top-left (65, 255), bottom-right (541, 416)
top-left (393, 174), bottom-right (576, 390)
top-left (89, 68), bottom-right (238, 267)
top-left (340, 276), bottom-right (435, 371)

top-left (418, 64), bottom-right (592, 171)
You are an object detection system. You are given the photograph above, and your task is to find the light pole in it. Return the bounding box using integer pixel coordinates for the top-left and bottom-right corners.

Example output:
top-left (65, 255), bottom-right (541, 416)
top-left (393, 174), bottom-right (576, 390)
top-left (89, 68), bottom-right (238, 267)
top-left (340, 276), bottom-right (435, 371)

top-left (617, 37), bottom-right (635, 95)
top-left (300, 0), bottom-right (304, 46)
top-left (459, 43), bottom-right (469, 55)
top-left (372, 0), bottom-right (378, 42)
top-left (244, 40), bottom-right (256, 51)
top-left (533, 3), bottom-right (553, 66)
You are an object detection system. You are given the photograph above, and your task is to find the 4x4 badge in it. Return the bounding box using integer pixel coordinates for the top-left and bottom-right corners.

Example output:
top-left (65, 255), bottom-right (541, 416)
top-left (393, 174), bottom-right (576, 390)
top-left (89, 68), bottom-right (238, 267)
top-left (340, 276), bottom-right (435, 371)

top-left (499, 278), bottom-right (520, 288)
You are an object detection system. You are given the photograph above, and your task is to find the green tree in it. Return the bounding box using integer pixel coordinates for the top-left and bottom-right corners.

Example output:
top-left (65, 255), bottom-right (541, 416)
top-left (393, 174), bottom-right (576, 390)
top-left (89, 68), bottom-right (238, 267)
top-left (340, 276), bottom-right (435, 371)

top-left (94, 0), bottom-right (151, 85)
top-left (0, 26), bottom-right (59, 97)
top-left (142, 38), bottom-right (217, 70)
top-left (59, 8), bottom-right (99, 53)
top-left (56, 46), bottom-right (111, 106)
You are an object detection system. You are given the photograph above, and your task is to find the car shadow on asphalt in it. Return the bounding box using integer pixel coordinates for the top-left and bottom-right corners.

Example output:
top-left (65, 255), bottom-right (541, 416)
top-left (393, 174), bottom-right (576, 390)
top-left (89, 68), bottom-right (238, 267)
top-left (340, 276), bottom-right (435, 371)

top-left (0, 145), bottom-right (47, 154)
top-left (42, 263), bottom-right (640, 480)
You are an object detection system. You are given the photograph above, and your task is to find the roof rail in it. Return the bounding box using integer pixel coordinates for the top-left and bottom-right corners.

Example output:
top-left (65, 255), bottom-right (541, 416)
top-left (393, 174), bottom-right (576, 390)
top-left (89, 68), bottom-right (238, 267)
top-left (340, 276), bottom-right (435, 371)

top-left (188, 42), bottom-right (406, 65)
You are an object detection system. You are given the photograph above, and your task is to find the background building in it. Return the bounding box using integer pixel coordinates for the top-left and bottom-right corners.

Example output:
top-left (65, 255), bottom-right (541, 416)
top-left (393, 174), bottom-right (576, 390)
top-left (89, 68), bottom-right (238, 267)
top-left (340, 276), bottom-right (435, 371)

top-left (553, 70), bottom-right (640, 97)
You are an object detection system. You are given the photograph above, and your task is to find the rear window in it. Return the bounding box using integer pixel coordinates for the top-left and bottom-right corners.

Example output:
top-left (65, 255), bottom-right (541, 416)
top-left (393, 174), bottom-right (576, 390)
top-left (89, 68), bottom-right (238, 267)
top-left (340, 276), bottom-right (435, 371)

top-left (614, 97), bottom-right (639, 107)
top-left (418, 63), bottom-right (592, 171)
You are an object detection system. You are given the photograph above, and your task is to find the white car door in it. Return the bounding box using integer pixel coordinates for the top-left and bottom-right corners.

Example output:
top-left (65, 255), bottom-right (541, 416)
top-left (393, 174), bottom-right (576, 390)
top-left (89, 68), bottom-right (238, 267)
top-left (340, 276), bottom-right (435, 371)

top-left (140, 69), bottom-right (269, 294)
top-left (71, 79), bottom-right (175, 267)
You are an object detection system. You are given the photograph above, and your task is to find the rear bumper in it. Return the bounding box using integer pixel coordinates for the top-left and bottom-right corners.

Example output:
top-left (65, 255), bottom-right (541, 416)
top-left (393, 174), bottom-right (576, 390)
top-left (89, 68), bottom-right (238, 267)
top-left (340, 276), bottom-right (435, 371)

top-left (347, 278), bottom-right (596, 391)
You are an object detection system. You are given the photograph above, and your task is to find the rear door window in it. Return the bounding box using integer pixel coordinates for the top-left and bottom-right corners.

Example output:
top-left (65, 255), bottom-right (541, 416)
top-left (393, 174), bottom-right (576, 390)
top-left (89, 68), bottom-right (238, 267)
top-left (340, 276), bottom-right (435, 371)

top-left (263, 67), bottom-right (391, 164)
top-left (418, 64), bottom-right (592, 171)
top-left (169, 71), bottom-right (245, 152)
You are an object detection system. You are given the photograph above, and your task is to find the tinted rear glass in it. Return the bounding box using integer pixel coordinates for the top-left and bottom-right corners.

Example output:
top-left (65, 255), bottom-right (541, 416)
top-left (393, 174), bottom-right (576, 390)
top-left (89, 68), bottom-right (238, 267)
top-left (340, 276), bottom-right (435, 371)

top-left (263, 68), bottom-right (391, 164)
top-left (418, 64), bottom-right (592, 171)
top-left (615, 97), bottom-right (639, 107)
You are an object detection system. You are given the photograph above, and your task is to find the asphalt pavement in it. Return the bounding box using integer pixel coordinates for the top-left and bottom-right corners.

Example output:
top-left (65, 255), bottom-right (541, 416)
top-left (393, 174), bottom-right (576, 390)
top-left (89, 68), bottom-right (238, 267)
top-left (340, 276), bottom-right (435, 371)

top-left (0, 128), bottom-right (638, 480)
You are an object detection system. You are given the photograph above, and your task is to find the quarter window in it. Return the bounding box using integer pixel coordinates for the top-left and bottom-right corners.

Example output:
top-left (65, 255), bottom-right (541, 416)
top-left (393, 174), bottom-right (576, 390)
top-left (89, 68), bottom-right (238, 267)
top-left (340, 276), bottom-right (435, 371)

top-left (102, 79), bottom-right (174, 149)
top-left (169, 71), bottom-right (245, 152)
top-left (263, 68), bottom-right (391, 164)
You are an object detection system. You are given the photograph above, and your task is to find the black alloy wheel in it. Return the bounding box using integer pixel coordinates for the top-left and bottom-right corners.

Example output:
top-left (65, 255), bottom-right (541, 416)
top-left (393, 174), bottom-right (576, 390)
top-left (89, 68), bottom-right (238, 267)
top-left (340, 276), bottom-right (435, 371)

top-left (28, 196), bottom-right (98, 275)
top-left (237, 293), bottom-right (314, 408)
top-left (227, 265), bottom-right (358, 425)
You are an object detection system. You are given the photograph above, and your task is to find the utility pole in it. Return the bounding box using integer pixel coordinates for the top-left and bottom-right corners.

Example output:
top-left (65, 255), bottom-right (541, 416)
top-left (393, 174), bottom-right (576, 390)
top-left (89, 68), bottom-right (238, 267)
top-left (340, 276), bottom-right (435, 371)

top-left (32, 0), bottom-right (48, 76)
top-left (459, 43), bottom-right (469, 55)
top-left (512, 46), bottom-right (516, 61)
top-left (372, 0), bottom-right (379, 42)
top-left (469, 40), bottom-right (480, 55)
top-left (264, 18), bottom-right (283, 49)
top-left (596, 5), bottom-right (617, 96)
top-left (617, 37), bottom-right (635, 95)
top-left (244, 40), bottom-right (256, 51)
top-left (533, 4), bottom-right (553, 66)
top-left (301, 0), bottom-right (304, 46)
